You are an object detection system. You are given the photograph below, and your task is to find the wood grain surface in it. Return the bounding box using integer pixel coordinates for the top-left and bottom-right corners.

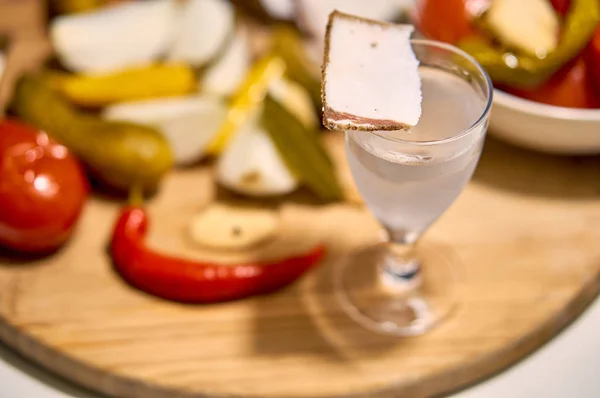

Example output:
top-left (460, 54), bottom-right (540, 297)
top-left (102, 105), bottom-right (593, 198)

top-left (2, 2), bottom-right (600, 397)
top-left (1, 133), bottom-right (600, 398)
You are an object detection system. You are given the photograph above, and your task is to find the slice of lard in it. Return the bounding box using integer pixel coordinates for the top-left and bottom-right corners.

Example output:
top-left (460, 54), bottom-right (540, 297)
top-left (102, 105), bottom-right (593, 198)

top-left (322, 10), bottom-right (422, 131)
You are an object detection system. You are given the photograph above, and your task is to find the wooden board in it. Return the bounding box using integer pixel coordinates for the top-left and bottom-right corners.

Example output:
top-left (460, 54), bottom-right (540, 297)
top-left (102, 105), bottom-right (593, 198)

top-left (2, 2), bottom-right (600, 397)
top-left (2, 134), bottom-right (600, 398)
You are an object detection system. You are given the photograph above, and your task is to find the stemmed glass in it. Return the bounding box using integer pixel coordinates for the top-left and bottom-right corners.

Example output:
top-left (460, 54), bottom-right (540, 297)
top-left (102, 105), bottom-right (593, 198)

top-left (335, 39), bottom-right (493, 336)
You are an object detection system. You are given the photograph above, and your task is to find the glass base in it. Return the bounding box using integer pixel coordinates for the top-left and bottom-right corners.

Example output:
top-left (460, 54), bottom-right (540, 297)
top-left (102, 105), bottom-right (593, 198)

top-left (334, 242), bottom-right (458, 337)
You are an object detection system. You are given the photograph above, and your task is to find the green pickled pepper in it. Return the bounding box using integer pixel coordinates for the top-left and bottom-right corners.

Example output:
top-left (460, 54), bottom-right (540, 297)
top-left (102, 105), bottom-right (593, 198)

top-left (458, 0), bottom-right (600, 88)
top-left (270, 26), bottom-right (322, 108)
top-left (262, 95), bottom-right (343, 202)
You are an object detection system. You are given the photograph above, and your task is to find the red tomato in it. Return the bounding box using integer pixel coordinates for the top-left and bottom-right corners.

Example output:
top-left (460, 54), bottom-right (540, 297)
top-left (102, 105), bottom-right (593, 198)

top-left (0, 119), bottom-right (89, 253)
top-left (585, 25), bottom-right (600, 93)
top-left (413, 0), bottom-right (484, 44)
top-left (505, 57), bottom-right (600, 109)
top-left (550, 0), bottom-right (571, 16)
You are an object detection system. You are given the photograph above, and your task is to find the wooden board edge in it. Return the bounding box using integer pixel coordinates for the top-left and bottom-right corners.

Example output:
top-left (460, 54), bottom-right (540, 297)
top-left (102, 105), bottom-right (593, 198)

top-left (0, 262), bottom-right (599, 398)
top-left (394, 262), bottom-right (600, 398)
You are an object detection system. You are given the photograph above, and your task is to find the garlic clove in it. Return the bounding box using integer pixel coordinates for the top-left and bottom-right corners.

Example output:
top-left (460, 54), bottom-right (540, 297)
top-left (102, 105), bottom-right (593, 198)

top-left (188, 203), bottom-right (280, 251)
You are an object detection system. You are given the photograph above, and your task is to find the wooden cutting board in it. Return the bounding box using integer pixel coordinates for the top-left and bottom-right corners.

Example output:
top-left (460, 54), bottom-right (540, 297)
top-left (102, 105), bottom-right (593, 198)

top-left (2, 134), bottom-right (600, 398)
top-left (2, 2), bottom-right (600, 397)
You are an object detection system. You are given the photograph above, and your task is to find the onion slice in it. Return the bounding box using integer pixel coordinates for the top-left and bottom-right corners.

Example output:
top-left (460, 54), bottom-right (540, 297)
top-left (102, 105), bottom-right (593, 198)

top-left (103, 95), bottom-right (227, 166)
top-left (167, 0), bottom-right (235, 67)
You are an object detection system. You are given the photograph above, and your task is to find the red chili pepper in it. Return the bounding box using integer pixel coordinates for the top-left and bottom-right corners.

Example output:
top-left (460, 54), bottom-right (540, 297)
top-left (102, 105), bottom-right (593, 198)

top-left (110, 206), bottom-right (326, 303)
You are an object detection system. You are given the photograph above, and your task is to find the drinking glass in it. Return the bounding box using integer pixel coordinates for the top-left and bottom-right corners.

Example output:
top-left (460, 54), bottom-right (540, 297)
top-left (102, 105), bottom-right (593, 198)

top-left (336, 39), bottom-right (493, 336)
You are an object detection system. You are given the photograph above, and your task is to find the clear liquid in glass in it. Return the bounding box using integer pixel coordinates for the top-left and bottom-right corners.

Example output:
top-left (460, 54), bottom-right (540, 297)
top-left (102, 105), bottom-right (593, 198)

top-left (346, 66), bottom-right (486, 237)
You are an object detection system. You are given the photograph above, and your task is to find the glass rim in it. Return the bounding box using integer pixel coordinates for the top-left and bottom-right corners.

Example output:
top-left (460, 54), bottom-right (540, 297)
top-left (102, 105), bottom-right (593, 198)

top-left (364, 38), bottom-right (494, 147)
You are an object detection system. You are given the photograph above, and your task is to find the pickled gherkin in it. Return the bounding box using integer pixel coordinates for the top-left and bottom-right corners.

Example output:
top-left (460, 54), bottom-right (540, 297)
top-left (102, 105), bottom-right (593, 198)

top-left (11, 74), bottom-right (174, 192)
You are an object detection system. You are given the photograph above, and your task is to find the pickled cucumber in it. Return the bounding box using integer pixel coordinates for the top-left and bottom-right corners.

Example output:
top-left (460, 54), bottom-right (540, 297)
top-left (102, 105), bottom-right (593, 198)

top-left (11, 74), bottom-right (173, 192)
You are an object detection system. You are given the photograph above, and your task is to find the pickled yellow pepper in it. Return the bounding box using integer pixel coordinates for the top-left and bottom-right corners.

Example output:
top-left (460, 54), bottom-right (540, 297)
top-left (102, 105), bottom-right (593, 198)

top-left (55, 63), bottom-right (197, 107)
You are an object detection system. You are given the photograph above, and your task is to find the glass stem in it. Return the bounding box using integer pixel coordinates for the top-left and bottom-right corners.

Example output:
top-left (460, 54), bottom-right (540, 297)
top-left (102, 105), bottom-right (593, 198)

top-left (380, 228), bottom-right (423, 291)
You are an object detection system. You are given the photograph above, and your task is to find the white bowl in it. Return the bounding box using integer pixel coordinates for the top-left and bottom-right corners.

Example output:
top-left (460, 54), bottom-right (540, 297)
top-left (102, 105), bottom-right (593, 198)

top-left (489, 89), bottom-right (600, 155)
